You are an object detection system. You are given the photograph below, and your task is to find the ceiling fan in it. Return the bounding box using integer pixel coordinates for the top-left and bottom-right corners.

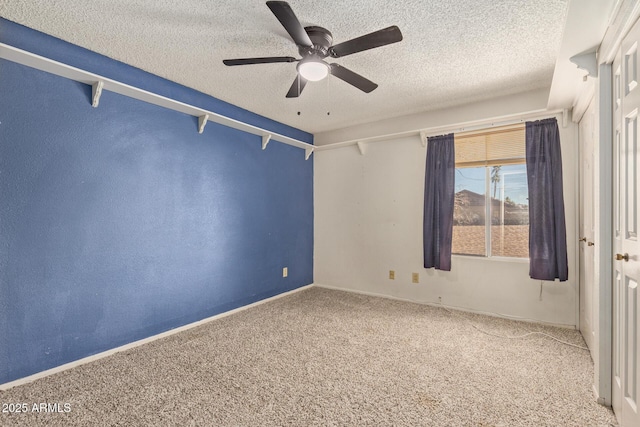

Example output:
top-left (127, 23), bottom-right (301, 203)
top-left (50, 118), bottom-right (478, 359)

top-left (223, 1), bottom-right (403, 98)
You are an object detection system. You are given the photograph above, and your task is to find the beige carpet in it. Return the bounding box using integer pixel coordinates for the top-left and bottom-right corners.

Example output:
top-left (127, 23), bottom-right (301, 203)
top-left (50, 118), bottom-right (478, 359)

top-left (0, 287), bottom-right (617, 426)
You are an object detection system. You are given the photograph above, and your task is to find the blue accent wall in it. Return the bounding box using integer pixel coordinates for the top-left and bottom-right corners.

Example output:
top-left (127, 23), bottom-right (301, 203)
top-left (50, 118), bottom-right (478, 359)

top-left (0, 19), bottom-right (314, 384)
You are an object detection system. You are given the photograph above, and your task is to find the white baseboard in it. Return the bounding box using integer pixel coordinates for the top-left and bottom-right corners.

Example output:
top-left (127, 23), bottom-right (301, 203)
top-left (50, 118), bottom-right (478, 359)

top-left (314, 283), bottom-right (576, 329)
top-left (593, 384), bottom-right (601, 403)
top-left (0, 284), bottom-right (314, 391)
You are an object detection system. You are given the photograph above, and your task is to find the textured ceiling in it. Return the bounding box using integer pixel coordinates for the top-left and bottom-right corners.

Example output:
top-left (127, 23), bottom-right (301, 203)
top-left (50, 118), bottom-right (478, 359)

top-left (0, 0), bottom-right (569, 134)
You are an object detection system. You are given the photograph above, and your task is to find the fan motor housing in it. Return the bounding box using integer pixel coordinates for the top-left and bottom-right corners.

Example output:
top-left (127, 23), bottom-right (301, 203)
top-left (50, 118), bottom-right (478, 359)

top-left (300, 26), bottom-right (333, 57)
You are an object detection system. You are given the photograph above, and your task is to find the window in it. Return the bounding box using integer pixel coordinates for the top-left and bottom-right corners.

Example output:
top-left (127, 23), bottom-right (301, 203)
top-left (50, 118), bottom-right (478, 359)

top-left (452, 124), bottom-right (529, 258)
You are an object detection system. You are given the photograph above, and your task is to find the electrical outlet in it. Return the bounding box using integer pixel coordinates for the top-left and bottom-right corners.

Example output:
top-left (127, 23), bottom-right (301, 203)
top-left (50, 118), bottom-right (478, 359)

top-left (412, 273), bottom-right (419, 283)
top-left (389, 270), bottom-right (395, 280)
top-left (283, 267), bottom-right (288, 278)
top-left (438, 296), bottom-right (442, 304)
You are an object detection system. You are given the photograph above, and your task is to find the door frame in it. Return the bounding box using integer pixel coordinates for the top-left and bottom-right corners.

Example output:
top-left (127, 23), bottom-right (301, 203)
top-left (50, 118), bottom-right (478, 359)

top-left (598, 62), bottom-right (614, 407)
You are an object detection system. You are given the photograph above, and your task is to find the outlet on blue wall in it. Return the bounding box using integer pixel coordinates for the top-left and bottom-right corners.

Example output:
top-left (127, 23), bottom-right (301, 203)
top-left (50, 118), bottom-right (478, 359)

top-left (0, 19), bottom-right (313, 385)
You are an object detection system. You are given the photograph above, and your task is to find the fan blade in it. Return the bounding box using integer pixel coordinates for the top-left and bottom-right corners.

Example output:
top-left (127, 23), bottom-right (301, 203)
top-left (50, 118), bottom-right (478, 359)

top-left (329, 63), bottom-right (378, 93)
top-left (223, 56), bottom-right (297, 66)
top-left (330, 26), bottom-right (403, 58)
top-left (286, 75), bottom-right (308, 98)
top-left (266, 1), bottom-right (312, 47)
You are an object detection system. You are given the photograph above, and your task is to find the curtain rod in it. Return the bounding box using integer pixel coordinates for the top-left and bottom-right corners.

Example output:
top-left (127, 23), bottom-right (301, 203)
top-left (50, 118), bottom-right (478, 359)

top-left (421, 110), bottom-right (565, 140)
top-left (314, 109), bottom-right (568, 153)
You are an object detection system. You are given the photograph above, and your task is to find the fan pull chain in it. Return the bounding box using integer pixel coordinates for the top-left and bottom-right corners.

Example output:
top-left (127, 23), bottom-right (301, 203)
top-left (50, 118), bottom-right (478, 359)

top-left (325, 64), bottom-right (331, 116)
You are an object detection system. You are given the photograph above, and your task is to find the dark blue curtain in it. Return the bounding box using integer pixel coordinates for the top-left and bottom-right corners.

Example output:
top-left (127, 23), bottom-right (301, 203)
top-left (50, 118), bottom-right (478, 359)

top-left (423, 133), bottom-right (455, 271)
top-left (526, 118), bottom-right (568, 281)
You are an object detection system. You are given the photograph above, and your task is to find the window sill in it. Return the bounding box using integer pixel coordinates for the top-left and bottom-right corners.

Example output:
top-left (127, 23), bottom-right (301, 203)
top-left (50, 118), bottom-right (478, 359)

top-left (452, 254), bottom-right (530, 264)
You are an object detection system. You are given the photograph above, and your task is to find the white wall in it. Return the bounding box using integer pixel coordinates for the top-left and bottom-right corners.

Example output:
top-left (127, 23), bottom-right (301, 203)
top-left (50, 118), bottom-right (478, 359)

top-left (314, 98), bottom-right (579, 327)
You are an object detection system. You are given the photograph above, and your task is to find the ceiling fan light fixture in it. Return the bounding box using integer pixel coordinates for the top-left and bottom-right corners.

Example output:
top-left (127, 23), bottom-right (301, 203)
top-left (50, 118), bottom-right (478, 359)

top-left (297, 59), bottom-right (329, 81)
top-left (223, 2), bottom-right (403, 97)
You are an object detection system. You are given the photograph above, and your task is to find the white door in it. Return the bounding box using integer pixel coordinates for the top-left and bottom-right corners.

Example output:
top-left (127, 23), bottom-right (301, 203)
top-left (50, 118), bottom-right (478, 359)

top-left (613, 16), bottom-right (640, 427)
top-left (579, 99), bottom-right (596, 353)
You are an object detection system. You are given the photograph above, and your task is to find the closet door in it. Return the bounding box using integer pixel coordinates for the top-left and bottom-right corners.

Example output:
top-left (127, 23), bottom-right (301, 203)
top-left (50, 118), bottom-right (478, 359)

top-left (613, 16), bottom-right (640, 427)
top-left (579, 99), bottom-right (596, 353)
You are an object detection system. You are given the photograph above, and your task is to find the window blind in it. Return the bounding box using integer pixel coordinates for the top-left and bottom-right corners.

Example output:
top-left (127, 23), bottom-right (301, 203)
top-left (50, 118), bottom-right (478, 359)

top-left (454, 124), bottom-right (526, 167)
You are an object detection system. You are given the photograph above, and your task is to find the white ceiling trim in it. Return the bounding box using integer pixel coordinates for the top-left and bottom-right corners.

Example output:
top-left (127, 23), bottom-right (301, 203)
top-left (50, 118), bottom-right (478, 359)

top-left (599, 0), bottom-right (640, 63)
